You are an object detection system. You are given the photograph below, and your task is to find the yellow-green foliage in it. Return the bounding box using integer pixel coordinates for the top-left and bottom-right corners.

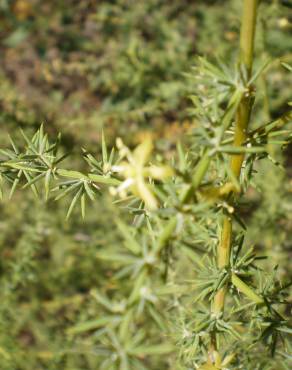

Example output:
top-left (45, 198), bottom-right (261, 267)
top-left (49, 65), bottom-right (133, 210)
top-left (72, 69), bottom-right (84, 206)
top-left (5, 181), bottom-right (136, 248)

top-left (0, 1), bottom-right (291, 370)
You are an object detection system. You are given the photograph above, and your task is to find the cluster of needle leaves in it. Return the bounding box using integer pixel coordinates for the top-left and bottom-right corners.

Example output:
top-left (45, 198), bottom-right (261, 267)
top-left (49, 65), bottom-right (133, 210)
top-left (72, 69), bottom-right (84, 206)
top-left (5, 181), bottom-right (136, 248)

top-left (0, 58), bottom-right (291, 370)
top-left (0, 7), bottom-right (292, 369)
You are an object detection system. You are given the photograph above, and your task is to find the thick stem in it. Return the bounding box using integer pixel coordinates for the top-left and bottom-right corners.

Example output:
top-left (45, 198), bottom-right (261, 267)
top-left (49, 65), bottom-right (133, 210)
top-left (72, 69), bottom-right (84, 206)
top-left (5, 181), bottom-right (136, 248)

top-left (213, 217), bottom-right (232, 314)
top-left (213, 0), bottom-right (258, 318)
top-left (230, 0), bottom-right (258, 177)
top-left (239, 0), bottom-right (258, 75)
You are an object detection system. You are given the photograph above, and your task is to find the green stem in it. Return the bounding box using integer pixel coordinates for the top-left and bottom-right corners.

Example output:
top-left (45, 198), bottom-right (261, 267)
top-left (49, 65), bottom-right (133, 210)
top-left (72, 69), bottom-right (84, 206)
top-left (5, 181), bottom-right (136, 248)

top-left (239, 0), bottom-right (258, 75)
top-left (213, 0), bottom-right (258, 318)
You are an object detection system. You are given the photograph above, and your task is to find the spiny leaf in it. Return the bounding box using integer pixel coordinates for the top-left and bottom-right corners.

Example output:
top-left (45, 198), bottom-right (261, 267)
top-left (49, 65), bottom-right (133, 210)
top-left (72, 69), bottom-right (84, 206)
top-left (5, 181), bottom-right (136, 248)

top-left (80, 192), bottom-right (86, 219)
top-left (248, 58), bottom-right (272, 85)
top-left (66, 186), bottom-right (83, 219)
top-left (44, 169), bottom-right (51, 200)
top-left (54, 181), bottom-right (81, 201)
top-left (231, 273), bottom-right (264, 304)
top-left (67, 316), bottom-right (121, 335)
top-left (101, 129), bottom-right (108, 164)
top-left (117, 220), bottom-right (141, 255)
top-left (128, 343), bottom-right (174, 356)
top-left (22, 171), bottom-right (46, 189)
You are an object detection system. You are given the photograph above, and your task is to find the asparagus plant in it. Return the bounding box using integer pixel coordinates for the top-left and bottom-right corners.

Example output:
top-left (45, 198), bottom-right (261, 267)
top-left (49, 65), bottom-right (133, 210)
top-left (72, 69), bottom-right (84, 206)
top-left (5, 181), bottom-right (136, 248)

top-left (0, 0), bottom-right (291, 369)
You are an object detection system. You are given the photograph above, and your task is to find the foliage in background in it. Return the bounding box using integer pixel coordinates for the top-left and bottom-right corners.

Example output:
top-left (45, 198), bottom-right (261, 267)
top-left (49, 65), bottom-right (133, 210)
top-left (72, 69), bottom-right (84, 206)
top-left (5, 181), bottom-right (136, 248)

top-left (0, 0), bottom-right (291, 145)
top-left (0, 0), bottom-right (291, 369)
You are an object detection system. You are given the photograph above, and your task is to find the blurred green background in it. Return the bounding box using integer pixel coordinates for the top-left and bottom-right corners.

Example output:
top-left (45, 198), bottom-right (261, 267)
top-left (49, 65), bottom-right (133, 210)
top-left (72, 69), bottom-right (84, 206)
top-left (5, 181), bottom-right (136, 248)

top-left (0, 0), bottom-right (291, 369)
